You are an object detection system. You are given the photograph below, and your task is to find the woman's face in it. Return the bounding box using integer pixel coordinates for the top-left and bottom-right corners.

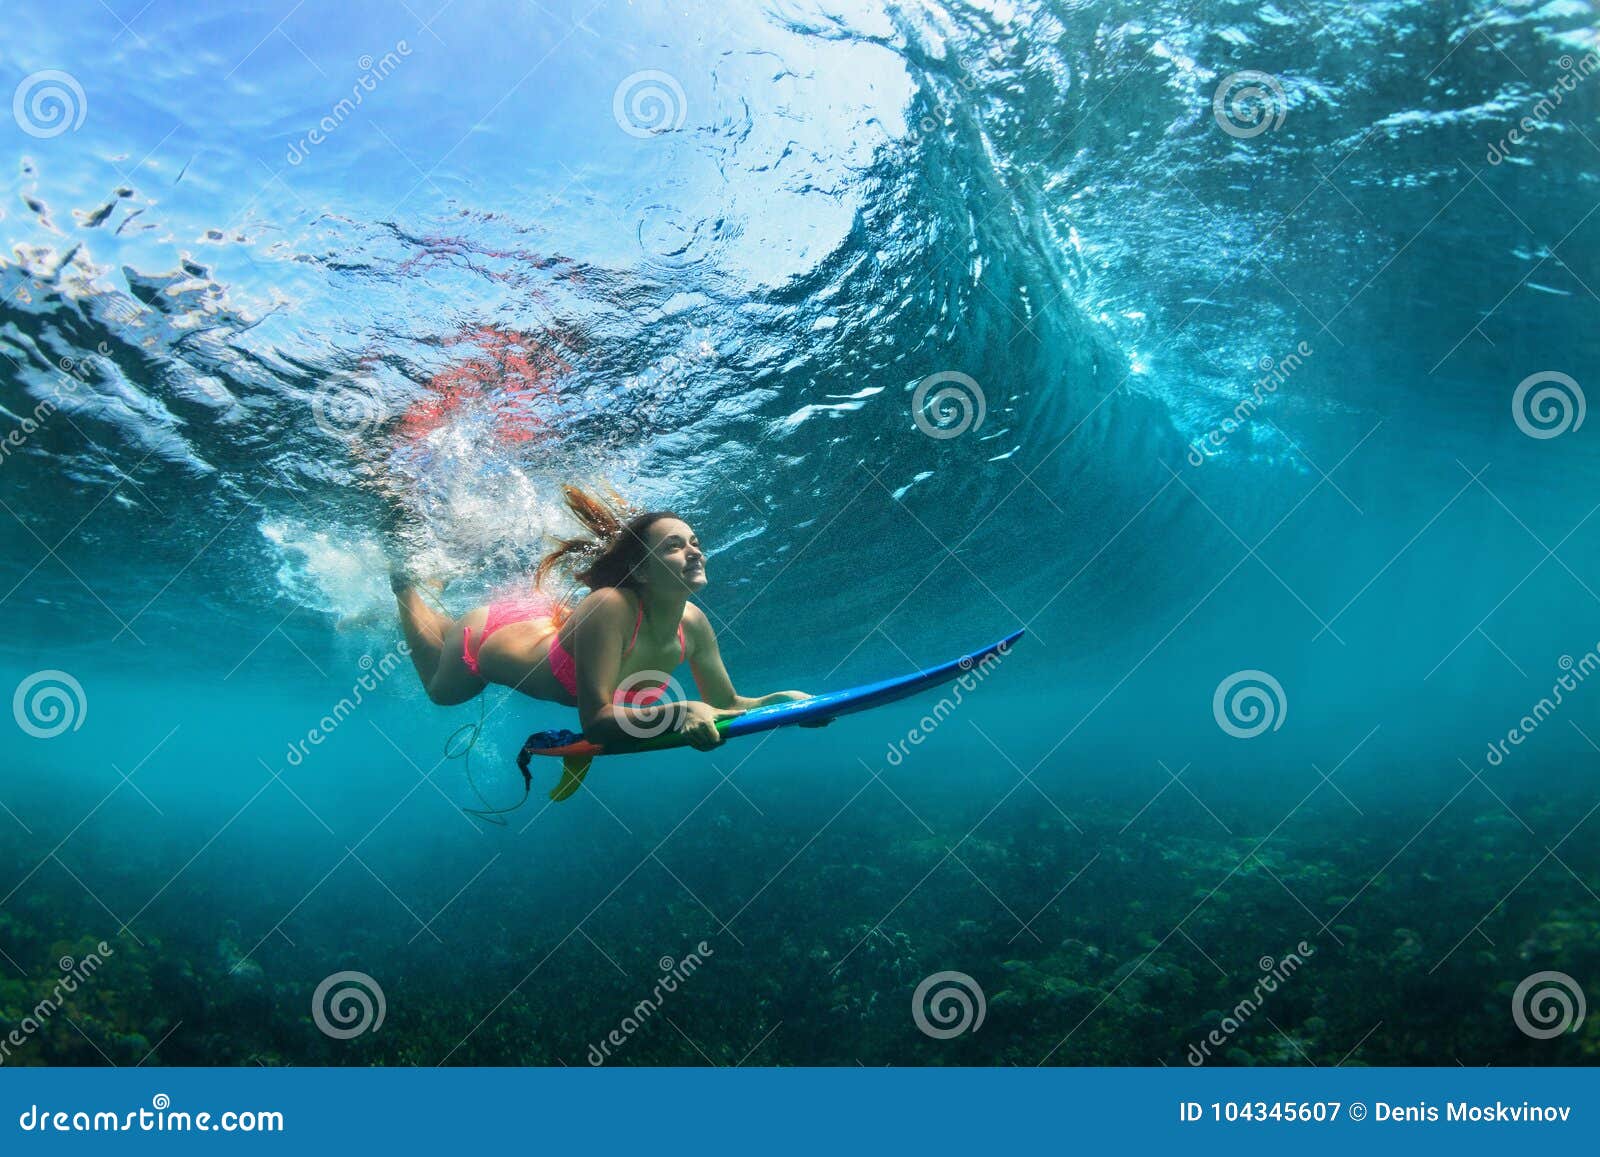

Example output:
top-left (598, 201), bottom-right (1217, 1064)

top-left (639, 518), bottom-right (707, 592)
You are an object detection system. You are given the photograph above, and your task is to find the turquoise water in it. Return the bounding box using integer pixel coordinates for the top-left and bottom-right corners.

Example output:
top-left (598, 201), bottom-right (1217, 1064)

top-left (2, 0), bottom-right (1598, 1065)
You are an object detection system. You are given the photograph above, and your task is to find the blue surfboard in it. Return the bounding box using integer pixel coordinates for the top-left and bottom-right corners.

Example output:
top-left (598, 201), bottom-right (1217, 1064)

top-left (517, 628), bottom-right (1024, 764)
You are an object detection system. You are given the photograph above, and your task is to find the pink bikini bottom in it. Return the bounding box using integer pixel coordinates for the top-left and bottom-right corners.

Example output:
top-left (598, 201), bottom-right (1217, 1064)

top-left (461, 589), bottom-right (682, 705)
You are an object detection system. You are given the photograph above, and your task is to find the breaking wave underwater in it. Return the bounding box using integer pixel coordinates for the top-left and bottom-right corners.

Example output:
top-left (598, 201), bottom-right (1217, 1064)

top-left (1, 0), bottom-right (1597, 1065)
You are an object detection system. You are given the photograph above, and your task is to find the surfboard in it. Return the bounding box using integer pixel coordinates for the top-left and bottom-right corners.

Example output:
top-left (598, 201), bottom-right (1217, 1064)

top-left (516, 627), bottom-right (1024, 769)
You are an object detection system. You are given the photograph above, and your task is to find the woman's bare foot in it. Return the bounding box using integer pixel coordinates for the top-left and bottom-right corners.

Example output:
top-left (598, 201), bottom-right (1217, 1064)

top-left (335, 608), bottom-right (388, 632)
top-left (390, 568), bottom-right (448, 596)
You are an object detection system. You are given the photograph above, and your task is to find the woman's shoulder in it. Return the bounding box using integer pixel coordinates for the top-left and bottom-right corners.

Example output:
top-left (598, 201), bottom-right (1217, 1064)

top-left (680, 599), bottom-right (714, 643)
top-left (570, 586), bottom-right (636, 629)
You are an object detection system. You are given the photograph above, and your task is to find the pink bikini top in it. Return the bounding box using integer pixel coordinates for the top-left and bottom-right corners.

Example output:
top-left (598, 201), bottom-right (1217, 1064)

top-left (547, 598), bottom-right (684, 704)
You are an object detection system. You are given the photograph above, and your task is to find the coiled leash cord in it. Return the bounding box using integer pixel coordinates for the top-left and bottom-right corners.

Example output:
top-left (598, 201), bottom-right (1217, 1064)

top-left (410, 583), bottom-right (532, 826)
top-left (443, 694), bottom-right (531, 826)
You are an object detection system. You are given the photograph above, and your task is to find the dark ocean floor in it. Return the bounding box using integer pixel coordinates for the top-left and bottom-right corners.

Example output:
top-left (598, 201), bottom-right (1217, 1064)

top-left (3, 780), bottom-right (1596, 1067)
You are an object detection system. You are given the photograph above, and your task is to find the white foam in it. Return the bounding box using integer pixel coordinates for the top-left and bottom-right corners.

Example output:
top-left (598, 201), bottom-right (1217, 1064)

top-left (259, 518), bottom-right (396, 623)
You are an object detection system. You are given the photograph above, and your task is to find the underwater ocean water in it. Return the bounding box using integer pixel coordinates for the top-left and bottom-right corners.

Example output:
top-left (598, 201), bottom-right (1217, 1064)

top-left (1, 0), bottom-right (1598, 1068)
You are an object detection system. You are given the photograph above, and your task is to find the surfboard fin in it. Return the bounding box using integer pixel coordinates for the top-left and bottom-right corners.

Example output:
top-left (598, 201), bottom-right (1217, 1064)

top-left (549, 755), bottom-right (594, 802)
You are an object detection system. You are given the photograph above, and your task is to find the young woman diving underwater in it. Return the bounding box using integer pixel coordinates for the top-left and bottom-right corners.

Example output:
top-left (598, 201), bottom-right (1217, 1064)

top-left (390, 484), bottom-right (820, 802)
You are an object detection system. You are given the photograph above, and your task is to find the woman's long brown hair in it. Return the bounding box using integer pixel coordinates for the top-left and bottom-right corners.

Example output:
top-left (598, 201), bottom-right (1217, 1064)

top-left (533, 483), bottom-right (680, 622)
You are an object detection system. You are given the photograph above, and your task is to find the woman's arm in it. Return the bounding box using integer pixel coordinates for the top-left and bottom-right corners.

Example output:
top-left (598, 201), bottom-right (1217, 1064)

top-left (684, 606), bottom-right (812, 712)
top-left (570, 589), bottom-right (635, 746)
top-left (571, 590), bottom-right (733, 751)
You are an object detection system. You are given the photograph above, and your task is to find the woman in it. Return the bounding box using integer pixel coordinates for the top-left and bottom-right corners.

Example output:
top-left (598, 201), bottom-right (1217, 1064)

top-left (391, 485), bottom-right (814, 800)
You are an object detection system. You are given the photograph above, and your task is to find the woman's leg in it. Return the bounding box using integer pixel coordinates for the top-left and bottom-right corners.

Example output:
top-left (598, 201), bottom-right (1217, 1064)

top-left (393, 579), bottom-right (487, 705)
top-left (393, 581), bottom-right (452, 685)
top-left (423, 606), bottom-right (489, 706)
